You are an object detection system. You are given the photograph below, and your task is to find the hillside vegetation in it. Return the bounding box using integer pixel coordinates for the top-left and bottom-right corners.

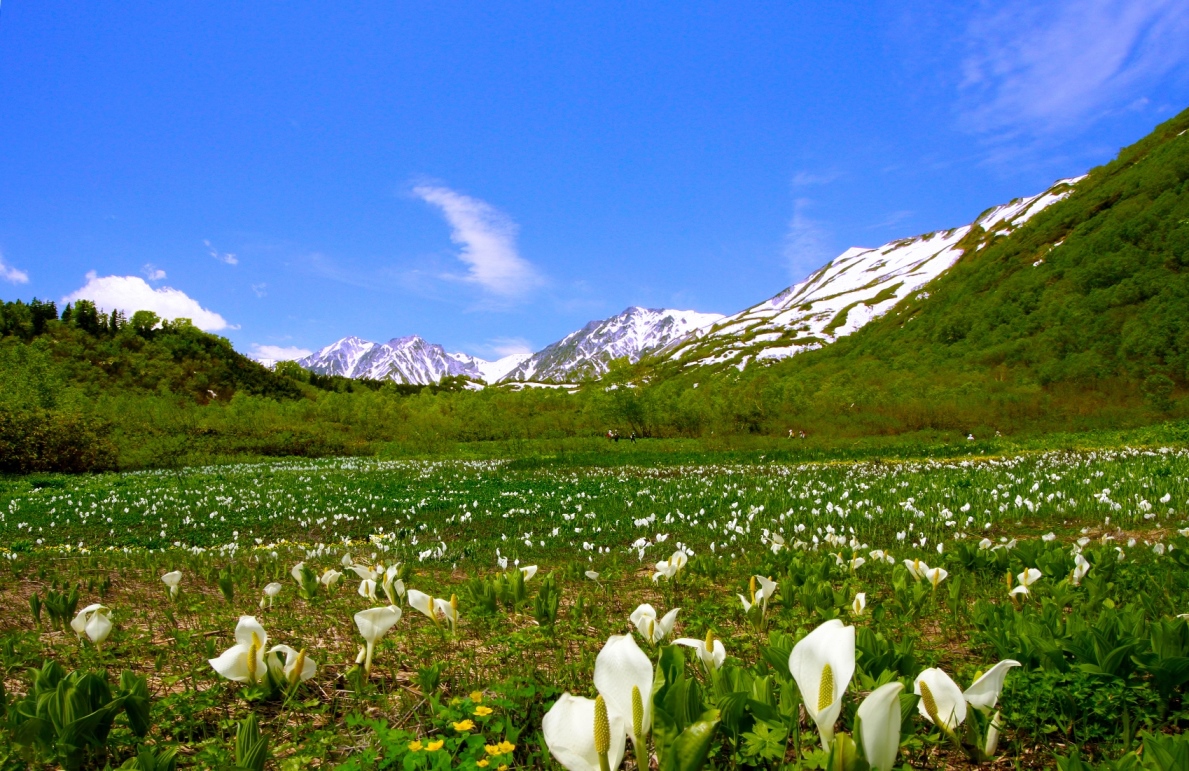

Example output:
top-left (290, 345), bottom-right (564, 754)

top-left (2, 108), bottom-right (1188, 472)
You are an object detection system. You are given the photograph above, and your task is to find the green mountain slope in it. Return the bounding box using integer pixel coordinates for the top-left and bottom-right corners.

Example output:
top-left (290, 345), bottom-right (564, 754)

top-left (704, 105), bottom-right (1189, 432)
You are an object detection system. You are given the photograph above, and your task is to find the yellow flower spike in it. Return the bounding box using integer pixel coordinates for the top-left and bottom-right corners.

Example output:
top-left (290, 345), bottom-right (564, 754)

top-left (704, 629), bottom-right (715, 651)
top-left (426, 739), bottom-right (444, 752)
top-left (474, 705), bottom-right (493, 716)
top-left (749, 575), bottom-right (757, 604)
top-left (247, 637), bottom-right (260, 684)
top-left (453, 719), bottom-right (475, 732)
top-left (818, 662), bottom-right (834, 712)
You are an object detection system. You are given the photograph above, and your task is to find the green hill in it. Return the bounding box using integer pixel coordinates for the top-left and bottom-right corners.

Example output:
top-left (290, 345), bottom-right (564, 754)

top-left (626, 106), bottom-right (1189, 439)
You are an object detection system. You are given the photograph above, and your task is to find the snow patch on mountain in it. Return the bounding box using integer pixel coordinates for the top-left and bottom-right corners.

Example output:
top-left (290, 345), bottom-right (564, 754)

top-left (503, 307), bottom-right (724, 382)
top-left (664, 176), bottom-right (1084, 370)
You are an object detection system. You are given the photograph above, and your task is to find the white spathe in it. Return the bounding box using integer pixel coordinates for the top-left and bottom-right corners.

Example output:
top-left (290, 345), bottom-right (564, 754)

top-left (161, 570), bottom-right (182, 598)
top-left (788, 619), bottom-right (856, 749)
top-left (542, 693), bottom-right (627, 771)
top-left (963, 660), bottom-right (1021, 712)
top-left (857, 682), bottom-right (904, 771)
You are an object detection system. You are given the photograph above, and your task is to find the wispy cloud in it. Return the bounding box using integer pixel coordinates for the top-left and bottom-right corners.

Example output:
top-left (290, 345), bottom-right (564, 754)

top-left (413, 185), bottom-right (544, 301)
top-left (485, 337), bottom-right (534, 357)
top-left (62, 272), bottom-right (234, 331)
top-left (142, 263), bottom-right (166, 281)
top-left (0, 252), bottom-right (29, 284)
top-left (792, 170), bottom-right (841, 187)
top-left (249, 344), bottom-right (311, 362)
top-left (251, 283), bottom-right (268, 298)
top-left (204, 240), bottom-right (239, 265)
top-left (783, 198), bottom-right (834, 282)
top-left (959, 0), bottom-right (1189, 137)
top-left (866, 210), bottom-right (915, 231)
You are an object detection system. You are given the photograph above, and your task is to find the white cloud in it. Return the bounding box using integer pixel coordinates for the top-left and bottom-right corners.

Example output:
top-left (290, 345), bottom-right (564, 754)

top-left (142, 263), bottom-right (166, 281)
top-left (62, 273), bottom-right (234, 332)
top-left (0, 252), bottom-right (29, 284)
top-left (959, 0), bottom-right (1189, 136)
top-left (249, 344), bottom-right (312, 363)
top-left (783, 198), bottom-right (833, 282)
top-left (204, 240), bottom-right (239, 265)
top-left (251, 283), bottom-right (268, 298)
top-left (413, 185), bottom-right (544, 299)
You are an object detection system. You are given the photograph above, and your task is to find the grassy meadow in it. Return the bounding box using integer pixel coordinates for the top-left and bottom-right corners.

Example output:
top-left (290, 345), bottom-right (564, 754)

top-left (1, 447), bottom-right (1188, 769)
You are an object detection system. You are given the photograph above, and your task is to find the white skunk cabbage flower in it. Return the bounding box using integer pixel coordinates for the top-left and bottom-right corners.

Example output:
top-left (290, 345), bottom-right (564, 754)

top-left (652, 550), bottom-right (689, 583)
top-left (354, 606), bottom-right (402, 675)
top-left (320, 568), bottom-right (342, 588)
top-left (593, 634), bottom-right (653, 751)
top-left (851, 592), bottom-right (867, 616)
top-left (789, 619), bottom-right (856, 749)
top-left (1017, 568), bottom-right (1042, 589)
top-left (71, 604), bottom-right (113, 646)
top-left (630, 603), bottom-right (679, 644)
top-left (857, 682), bottom-right (904, 771)
top-left (1071, 554), bottom-right (1091, 585)
top-left (209, 616), bottom-right (269, 683)
top-left (904, 558), bottom-right (929, 581)
top-left (260, 582), bottom-right (283, 609)
top-left (161, 571), bottom-right (182, 599)
top-left (358, 579), bottom-right (379, 602)
top-left (543, 693), bottom-right (626, 771)
top-left (924, 566), bottom-right (949, 590)
top-left (914, 668), bottom-right (967, 731)
top-left (269, 643), bottom-right (317, 685)
top-left (520, 565), bottom-right (539, 581)
top-left (676, 630), bottom-right (727, 671)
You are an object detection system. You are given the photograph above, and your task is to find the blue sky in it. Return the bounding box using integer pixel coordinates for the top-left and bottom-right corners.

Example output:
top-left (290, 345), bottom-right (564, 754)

top-left (2, 1), bottom-right (1188, 361)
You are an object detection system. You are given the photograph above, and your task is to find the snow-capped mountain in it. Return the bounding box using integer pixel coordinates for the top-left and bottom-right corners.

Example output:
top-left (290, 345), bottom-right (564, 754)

top-left (296, 335), bottom-right (528, 385)
top-left (502, 307), bottom-right (724, 382)
top-left (662, 177), bottom-right (1084, 370)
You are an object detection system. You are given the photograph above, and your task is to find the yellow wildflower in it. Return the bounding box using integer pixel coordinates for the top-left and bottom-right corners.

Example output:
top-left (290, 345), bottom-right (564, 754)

top-left (497, 741), bottom-right (515, 754)
top-left (498, 765), bottom-right (508, 771)
top-left (426, 740), bottom-right (444, 752)
top-left (453, 719), bottom-right (475, 732)
top-left (485, 745), bottom-right (501, 756)
top-left (407, 741), bottom-right (423, 752)
top-left (477, 762), bottom-right (489, 768)
top-left (474, 705), bottom-right (494, 717)
top-left (470, 690), bottom-right (484, 702)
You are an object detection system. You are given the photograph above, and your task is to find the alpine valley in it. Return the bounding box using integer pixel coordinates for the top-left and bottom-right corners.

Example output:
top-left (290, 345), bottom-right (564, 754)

top-left (292, 177), bottom-right (1081, 385)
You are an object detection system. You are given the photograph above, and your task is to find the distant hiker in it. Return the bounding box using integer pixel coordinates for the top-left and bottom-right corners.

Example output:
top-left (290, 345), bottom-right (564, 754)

top-left (788, 429), bottom-right (794, 438)
top-left (799, 430), bottom-right (806, 440)
top-left (630, 432), bottom-right (637, 443)
top-left (967, 433), bottom-right (975, 441)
